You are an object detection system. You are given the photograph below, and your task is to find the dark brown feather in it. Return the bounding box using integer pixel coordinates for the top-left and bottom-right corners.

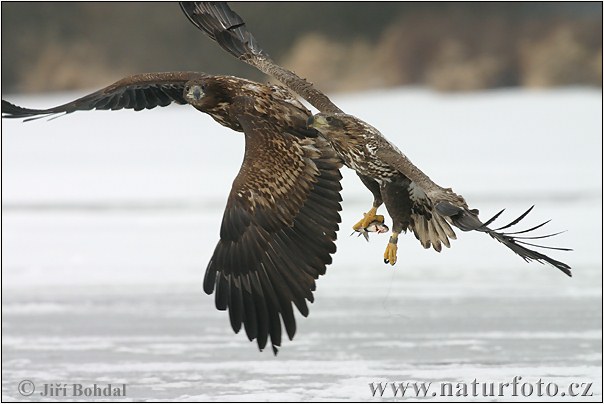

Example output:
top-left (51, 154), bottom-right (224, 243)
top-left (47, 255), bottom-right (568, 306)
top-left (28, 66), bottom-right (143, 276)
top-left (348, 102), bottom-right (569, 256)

top-left (2, 72), bottom-right (203, 121)
top-left (203, 96), bottom-right (342, 354)
top-left (180, 2), bottom-right (343, 114)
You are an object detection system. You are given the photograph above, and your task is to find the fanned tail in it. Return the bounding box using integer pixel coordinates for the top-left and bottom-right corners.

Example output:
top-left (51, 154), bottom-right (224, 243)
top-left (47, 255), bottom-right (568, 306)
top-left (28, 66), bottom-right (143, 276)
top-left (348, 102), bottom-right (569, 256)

top-left (435, 203), bottom-right (572, 277)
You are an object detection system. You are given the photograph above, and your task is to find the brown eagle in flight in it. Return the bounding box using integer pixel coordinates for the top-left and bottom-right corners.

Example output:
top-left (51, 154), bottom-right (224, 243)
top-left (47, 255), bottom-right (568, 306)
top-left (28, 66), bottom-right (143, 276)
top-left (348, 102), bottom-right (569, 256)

top-left (181, 2), bottom-right (571, 270)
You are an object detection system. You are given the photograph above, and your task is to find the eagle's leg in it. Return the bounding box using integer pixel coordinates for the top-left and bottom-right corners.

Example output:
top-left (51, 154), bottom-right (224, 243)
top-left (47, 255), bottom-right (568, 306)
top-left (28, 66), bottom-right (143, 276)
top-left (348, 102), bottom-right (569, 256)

top-left (379, 178), bottom-right (412, 266)
top-left (353, 174), bottom-right (385, 231)
top-left (383, 232), bottom-right (399, 265)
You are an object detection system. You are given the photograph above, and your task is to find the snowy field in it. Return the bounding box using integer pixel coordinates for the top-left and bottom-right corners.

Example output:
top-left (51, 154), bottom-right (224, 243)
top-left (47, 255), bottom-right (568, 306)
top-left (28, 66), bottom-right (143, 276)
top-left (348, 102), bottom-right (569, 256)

top-left (2, 87), bottom-right (602, 401)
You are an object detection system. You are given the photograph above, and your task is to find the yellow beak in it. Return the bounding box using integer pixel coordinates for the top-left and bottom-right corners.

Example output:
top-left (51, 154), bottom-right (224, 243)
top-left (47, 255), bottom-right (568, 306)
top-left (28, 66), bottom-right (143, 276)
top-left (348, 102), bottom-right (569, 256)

top-left (307, 115), bottom-right (328, 128)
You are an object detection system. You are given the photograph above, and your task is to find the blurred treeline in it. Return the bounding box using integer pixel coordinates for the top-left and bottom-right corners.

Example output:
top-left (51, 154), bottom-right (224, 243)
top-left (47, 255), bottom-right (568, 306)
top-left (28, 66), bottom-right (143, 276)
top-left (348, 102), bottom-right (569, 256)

top-left (1, 2), bottom-right (601, 94)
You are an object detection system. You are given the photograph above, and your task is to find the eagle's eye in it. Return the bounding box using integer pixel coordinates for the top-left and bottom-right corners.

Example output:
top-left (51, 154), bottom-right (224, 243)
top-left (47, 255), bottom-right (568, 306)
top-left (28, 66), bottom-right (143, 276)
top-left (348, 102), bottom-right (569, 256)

top-left (326, 116), bottom-right (333, 123)
top-left (185, 85), bottom-right (190, 92)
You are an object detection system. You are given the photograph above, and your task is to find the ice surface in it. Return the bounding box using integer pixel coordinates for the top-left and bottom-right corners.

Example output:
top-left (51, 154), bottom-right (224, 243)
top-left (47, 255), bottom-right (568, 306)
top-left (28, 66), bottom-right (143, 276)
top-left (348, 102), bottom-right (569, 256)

top-left (2, 87), bottom-right (602, 401)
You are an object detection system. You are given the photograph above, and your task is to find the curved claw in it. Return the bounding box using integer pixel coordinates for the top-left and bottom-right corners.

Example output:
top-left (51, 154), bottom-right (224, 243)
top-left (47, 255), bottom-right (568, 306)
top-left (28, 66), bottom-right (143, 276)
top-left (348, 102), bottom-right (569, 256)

top-left (383, 242), bottom-right (398, 265)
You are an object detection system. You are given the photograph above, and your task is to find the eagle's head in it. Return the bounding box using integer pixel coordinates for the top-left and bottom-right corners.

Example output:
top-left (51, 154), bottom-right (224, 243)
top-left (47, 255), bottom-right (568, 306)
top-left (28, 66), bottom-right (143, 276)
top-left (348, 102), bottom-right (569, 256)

top-left (307, 113), bottom-right (345, 131)
top-left (307, 113), bottom-right (360, 140)
top-left (184, 78), bottom-right (228, 109)
top-left (308, 112), bottom-right (381, 141)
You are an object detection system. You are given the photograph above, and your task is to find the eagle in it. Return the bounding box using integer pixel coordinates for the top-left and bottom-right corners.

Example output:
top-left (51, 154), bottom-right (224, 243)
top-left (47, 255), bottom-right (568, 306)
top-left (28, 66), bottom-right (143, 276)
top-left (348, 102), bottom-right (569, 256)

top-left (2, 72), bottom-right (344, 355)
top-left (181, 1), bottom-right (571, 272)
top-left (2, 3), bottom-right (572, 355)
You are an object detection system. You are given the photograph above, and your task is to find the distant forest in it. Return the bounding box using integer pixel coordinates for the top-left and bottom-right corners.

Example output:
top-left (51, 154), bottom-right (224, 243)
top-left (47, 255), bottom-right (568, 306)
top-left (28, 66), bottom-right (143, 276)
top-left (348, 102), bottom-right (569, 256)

top-left (1, 2), bottom-right (601, 94)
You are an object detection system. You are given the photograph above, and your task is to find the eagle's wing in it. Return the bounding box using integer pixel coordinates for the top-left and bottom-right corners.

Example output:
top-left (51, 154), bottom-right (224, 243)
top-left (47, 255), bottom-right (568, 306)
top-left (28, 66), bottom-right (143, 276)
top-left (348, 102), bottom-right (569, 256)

top-left (434, 203), bottom-right (572, 276)
top-left (376, 147), bottom-right (571, 276)
top-left (2, 72), bottom-right (205, 121)
top-left (204, 96), bottom-right (343, 354)
top-left (180, 1), bottom-right (261, 56)
top-left (180, 2), bottom-right (343, 114)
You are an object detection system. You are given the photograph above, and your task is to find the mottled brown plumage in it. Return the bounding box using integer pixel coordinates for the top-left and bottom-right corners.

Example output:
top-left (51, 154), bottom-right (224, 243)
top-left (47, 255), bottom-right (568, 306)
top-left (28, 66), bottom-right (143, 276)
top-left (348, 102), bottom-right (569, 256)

top-left (309, 113), bottom-right (571, 273)
top-left (180, 1), bottom-right (572, 276)
top-left (2, 72), bottom-right (344, 354)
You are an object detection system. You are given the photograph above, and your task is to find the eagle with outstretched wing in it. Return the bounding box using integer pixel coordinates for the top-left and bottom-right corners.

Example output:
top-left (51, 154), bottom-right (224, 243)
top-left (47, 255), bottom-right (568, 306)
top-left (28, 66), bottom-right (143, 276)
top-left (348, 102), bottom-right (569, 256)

top-left (180, 2), bottom-right (572, 275)
top-left (2, 72), bottom-right (344, 355)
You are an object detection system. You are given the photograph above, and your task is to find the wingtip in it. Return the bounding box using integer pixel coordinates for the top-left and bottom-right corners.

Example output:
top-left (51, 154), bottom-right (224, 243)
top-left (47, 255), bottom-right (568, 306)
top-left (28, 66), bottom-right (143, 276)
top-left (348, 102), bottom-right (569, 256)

top-left (449, 205), bottom-right (573, 277)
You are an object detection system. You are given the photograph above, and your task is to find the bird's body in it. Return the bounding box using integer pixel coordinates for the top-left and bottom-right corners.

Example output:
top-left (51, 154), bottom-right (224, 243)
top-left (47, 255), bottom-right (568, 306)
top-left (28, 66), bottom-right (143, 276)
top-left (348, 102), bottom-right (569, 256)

top-left (309, 112), bottom-right (459, 253)
top-left (188, 75), bottom-right (310, 133)
top-left (308, 111), bottom-right (573, 271)
top-left (318, 114), bottom-right (402, 181)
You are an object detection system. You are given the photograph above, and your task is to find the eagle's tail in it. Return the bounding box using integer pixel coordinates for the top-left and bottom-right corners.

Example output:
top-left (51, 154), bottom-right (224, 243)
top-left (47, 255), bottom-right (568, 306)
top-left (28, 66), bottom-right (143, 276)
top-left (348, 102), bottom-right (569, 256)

top-left (179, 2), bottom-right (265, 60)
top-left (435, 203), bottom-right (572, 277)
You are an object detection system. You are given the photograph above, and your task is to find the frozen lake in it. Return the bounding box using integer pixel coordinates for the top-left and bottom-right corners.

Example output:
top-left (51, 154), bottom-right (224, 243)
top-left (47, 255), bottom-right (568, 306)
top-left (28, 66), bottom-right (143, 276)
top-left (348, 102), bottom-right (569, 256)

top-left (2, 88), bottom-right (602, 401)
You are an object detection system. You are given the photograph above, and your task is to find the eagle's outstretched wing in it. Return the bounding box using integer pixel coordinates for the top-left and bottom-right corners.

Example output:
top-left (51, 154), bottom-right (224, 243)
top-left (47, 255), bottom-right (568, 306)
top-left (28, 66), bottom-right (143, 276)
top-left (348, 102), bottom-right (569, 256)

top-left (2, 72), bottom-right (204, 121)
top-left (180, 2), bottom-right (342, 114)
top-left (206, 96), bottom-right (343, 354)
top-left (180, 2), bottom-right (263, 58)
top-left (437, 203), bottom-right (572, 275)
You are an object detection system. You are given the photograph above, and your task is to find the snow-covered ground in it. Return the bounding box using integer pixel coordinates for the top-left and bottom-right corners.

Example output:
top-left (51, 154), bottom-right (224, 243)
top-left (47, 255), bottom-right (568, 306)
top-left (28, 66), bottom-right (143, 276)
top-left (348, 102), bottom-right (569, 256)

top-left (2, 87), bottom-right (602, 401)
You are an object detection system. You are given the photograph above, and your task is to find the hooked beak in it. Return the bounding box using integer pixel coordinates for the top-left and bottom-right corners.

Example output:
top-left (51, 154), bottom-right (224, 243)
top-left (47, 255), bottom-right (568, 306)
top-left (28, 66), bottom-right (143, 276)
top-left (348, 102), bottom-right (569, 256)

top-left (188, 85), bottom-right (204, 101)
top-left (193, 87), bottom-right (202, 100)
top-left (307, 115), bottom-right (328, 128)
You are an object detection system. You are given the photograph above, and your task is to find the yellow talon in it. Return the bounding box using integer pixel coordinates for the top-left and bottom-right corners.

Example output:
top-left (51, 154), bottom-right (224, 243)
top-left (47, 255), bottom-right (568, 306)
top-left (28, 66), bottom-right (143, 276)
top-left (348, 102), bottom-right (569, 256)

top-left (383, 242), bottom-right (398, 265)
top-left (383, 232), bottom-right (399, 265)
top-left (352, 206), bottom-right (384, 231)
